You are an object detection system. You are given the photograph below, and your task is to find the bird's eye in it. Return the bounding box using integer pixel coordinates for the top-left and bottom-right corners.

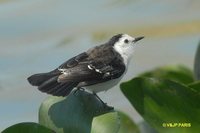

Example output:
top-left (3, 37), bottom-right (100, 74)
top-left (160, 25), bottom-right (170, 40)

top-left (124, 39), bottom-right (129, 43)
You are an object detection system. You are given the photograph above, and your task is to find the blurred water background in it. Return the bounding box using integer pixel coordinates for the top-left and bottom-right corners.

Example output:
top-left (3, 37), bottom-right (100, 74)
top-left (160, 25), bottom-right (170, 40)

top-left (0, 0), bottom-right (200, 131)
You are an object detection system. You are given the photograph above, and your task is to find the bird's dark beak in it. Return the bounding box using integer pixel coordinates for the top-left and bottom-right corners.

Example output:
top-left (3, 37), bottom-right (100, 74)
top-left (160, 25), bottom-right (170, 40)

top-left (133, 36), bottom-right (144, 43)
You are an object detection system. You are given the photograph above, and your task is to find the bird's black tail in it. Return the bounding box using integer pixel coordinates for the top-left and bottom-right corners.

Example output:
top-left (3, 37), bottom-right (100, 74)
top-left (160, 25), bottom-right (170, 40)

top-left (27, 71), bottom-right (77, 96)
top-left (27, 73), bottom-right (55, 86)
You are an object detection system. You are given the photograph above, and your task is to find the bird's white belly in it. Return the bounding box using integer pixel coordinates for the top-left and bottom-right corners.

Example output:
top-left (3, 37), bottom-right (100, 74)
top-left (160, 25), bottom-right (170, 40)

top-left (85, 76), bottom-right (123, 93)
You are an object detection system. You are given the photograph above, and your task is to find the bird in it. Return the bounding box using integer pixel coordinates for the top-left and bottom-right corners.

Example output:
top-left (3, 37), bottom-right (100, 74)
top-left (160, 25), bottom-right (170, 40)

top-left (27, 34), bottom-right (144, 99)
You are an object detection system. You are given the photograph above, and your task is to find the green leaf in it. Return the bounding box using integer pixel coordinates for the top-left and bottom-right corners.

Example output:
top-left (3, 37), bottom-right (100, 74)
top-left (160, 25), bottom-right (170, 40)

top-left (139, 65), bottom-right (194, 84)
top-left (188, 81), bottom-right (200, 92)
top-left (194, 42), bottom-right (200, 80)
top-left (39, 89), bottom-right (116, 133)
top-left (2, 122), bottom-right (55, 133)
top-left (120, 77), bottom-right (200, 133)
top-left (117, 111), bottom-right (140, 133)
top-left (39, 89), bottom-right (140, 133)
top-left (92, 111), bottom-right (140, 133)
top-left (91, 112), bottom-right (120, 133)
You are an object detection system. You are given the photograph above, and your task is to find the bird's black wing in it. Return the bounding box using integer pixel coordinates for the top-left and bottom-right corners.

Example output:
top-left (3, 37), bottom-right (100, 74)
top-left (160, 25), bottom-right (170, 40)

top-left (58, 52), bottom-right (89, 68)
top-left (57, 51), bottom-right (126, 85)
top-left (77, 60), bottom-right (126, 87)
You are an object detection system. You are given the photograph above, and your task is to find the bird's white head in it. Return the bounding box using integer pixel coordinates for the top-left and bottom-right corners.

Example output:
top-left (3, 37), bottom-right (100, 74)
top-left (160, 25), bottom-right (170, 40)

top-left (110, 34), bottom-right (144, 65)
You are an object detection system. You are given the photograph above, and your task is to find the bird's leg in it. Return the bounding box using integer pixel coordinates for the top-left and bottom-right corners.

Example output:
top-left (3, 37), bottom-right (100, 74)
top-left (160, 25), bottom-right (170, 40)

top-left (93, 92), bottom-right (114, 110)
top-left (92, 92), bottom-right (106, 105)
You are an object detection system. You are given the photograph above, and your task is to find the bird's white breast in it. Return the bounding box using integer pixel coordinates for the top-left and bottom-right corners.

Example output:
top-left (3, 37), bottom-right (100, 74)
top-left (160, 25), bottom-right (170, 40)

top-left (85, 75), bottom-right (124, 93)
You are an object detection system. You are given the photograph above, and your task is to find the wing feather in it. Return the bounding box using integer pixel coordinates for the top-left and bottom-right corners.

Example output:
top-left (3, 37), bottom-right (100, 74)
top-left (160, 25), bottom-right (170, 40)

top-left (57, 45), bottom-right (126, 85)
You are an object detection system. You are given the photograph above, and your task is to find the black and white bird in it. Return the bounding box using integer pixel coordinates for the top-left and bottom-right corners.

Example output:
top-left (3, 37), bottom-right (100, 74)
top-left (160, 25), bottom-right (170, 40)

top-left (27, 34), bottom-right (144, 97)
